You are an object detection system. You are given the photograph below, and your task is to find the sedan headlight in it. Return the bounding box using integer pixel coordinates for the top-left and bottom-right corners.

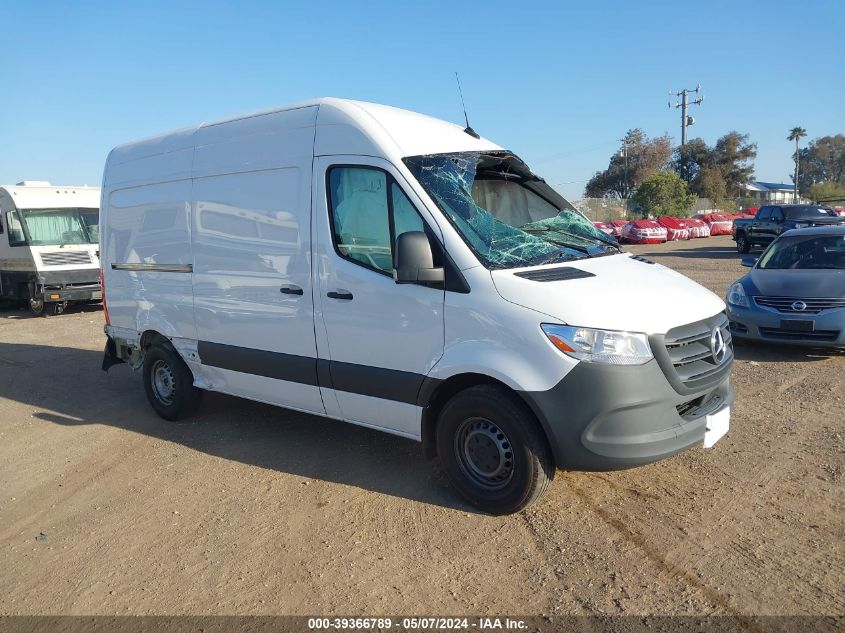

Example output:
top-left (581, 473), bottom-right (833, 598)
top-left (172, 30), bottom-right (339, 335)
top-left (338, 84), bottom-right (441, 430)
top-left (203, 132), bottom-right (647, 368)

top-left (727, 282), bottom-right (749, 308)
top-left (541, 324), bottom-right (653, 365)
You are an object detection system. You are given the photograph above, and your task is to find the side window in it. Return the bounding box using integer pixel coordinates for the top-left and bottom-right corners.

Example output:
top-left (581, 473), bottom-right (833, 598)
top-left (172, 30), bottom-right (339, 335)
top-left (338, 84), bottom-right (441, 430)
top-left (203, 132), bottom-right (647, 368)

top-left (328, 167), bottom-right (427, 275)
top-left (391, 182), bottom-right (425, 240)
top-left (771, 207), bottom-right (784, 222)
top-left (6, 211), bottom-right (26, 245)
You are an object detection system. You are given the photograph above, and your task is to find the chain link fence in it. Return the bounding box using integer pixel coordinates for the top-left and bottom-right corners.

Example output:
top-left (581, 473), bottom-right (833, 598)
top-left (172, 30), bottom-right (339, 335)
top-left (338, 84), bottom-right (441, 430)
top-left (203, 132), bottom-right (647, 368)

top-left (573, 198), bottom-right (721, 222)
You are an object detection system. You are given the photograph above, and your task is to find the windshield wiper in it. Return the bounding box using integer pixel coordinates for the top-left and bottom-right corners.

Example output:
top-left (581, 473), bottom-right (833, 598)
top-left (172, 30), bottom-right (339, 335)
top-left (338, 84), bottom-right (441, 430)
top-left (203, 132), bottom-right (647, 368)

top-left (523, 226), bottom-right (619, 255)
top-left (537, 245), bottom-right (590, 265)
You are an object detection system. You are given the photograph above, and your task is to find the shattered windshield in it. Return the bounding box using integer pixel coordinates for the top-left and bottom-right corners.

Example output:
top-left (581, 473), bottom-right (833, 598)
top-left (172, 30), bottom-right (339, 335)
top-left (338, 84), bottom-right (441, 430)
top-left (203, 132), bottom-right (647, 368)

top-left (403, 151), bottom-right (617, 270)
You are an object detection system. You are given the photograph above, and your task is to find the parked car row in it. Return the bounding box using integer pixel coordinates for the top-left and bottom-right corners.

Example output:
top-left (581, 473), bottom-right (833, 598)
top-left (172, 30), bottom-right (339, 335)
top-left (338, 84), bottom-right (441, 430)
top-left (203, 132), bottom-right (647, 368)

top-left (593, 213), bottom-right (752, 245)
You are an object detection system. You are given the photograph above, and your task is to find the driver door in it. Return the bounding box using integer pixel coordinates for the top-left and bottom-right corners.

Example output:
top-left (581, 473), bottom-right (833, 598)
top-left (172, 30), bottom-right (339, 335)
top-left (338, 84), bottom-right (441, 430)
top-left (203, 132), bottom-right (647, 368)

top-left (312, 156), bottom-right (446, 438)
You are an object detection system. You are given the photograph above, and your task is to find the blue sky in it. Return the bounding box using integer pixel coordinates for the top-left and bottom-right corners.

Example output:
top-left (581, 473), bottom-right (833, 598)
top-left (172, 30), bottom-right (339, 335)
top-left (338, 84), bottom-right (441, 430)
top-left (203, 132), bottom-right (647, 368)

top-left (2, 0), bottom-right (842, 200)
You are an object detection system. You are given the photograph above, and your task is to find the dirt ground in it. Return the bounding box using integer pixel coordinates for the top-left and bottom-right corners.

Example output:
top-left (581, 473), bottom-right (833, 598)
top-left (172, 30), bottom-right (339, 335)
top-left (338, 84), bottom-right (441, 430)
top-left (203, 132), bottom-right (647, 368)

top-left (0, 235), bottom-right (842, 619)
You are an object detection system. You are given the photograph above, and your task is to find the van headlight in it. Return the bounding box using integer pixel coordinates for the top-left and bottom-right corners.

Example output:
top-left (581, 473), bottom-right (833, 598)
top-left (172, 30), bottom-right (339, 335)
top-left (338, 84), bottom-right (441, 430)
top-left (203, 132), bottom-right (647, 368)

top-left (540, 324), bottom-right (653, 365)
top-left (727, 282), bottom-right (749, 308)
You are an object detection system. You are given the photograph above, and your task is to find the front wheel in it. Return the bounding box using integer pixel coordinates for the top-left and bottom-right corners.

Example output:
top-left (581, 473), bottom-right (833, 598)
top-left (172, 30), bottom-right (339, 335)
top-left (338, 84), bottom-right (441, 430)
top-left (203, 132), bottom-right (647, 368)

top-left (436, 385), bottom-right (554, 515)
top-left (736, 233), bottom-right (750, 254)
top-left (142, 343), bottom-right (203, 421)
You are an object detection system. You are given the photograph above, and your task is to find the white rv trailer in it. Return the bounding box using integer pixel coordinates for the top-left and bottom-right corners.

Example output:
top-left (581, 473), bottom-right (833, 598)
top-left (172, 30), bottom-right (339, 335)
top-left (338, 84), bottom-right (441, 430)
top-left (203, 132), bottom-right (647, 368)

top-left (0, 181), bottom-right (101, 315)
top-left (100, 99), bottom-right (733, 514)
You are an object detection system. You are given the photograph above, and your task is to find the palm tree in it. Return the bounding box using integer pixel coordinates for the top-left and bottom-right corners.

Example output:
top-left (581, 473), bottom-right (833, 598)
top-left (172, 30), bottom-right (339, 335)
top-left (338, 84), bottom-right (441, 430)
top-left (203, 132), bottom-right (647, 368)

top-left (787, 127), bottom-right (807, 203)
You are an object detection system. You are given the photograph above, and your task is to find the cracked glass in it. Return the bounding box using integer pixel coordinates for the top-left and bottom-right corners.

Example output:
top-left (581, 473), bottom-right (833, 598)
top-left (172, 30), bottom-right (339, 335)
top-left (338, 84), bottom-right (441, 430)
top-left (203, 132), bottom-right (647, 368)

top-left (403, 151), bottom-right (617, 270)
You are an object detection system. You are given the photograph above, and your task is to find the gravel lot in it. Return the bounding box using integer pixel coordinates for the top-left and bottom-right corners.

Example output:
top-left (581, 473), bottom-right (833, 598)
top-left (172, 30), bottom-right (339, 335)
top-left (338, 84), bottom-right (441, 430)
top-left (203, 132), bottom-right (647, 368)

top-left (0, 235), bottom-right (842, 619)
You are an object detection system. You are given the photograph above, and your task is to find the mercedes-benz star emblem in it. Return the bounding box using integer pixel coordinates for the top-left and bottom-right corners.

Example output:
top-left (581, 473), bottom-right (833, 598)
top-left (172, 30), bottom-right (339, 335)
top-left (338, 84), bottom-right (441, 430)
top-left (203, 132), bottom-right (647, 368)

top-left (791, 300), bottom-right (807, 312)
top-left (710, 327), bottom-right (727, 364)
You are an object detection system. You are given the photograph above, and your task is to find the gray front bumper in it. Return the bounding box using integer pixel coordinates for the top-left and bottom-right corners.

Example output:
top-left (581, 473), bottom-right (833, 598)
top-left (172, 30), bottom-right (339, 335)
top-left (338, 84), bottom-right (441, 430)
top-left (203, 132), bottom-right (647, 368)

top-left (520, 359), bottom-right (733, 471)
top-left (727, 303), bottom-right (845, 347)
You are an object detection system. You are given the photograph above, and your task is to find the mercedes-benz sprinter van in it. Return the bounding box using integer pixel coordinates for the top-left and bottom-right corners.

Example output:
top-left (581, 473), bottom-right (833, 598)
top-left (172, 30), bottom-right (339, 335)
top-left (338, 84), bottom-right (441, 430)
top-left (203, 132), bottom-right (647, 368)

top-left (100, 99), bottom-right (733, 514)
top-left (0, 182), bottom-right (101, 315)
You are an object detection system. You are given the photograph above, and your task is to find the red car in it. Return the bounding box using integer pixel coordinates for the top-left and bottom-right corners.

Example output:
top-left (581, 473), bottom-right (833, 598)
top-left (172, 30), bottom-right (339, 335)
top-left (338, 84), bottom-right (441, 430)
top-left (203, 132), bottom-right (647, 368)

top-left (658, 216), bottom-right (692, 241)
top-left (687, 217), bottom-right (711, 238)
top-left (698, 213), bottom-right (733, 236)
top-left (592, 221), bottom-right (615, 236)
top-left (620, 220), bottom-right (667, 244)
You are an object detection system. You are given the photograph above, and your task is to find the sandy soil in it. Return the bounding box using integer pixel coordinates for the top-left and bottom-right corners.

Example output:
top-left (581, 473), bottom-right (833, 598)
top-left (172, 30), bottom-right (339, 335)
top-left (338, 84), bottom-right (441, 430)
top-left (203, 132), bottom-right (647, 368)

top-left (0, 236), bottom-right (842, 618)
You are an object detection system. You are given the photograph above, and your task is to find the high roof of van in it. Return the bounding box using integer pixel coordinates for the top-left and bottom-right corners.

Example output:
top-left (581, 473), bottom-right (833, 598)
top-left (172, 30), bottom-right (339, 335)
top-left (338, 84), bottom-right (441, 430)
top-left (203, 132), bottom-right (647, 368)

top-left (106, 97), bottom-right (503, 170)
top-left (0, 183), bottom-right (100, 210)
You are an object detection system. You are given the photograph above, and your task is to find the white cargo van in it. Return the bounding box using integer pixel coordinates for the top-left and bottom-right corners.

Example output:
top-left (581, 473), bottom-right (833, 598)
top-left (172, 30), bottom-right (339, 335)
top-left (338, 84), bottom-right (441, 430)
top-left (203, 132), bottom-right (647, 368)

top-left (100, 99), bottom-right (733, 514)
top-left (0, 182), bottom-right (101, 315)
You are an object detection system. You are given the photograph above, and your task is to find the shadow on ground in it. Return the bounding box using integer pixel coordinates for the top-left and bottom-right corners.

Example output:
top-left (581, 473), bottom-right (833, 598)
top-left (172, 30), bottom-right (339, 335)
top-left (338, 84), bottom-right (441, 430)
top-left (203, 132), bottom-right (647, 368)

top-left (0, 302), bottom-right (103, 320)
top-left (733, 339), bottom-right (844, 362)
top-left (0, 340), bottom-right (473, 513)
top-left (629, 245), bottom-right (743, 261)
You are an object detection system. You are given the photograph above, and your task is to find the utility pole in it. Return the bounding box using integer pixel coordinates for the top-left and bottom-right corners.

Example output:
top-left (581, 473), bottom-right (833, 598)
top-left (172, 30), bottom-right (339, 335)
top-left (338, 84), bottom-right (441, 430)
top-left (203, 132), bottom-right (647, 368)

top-left (618, 138), bottom-right (629, 198)
top-left (669, 84), bottom-right (704, 180)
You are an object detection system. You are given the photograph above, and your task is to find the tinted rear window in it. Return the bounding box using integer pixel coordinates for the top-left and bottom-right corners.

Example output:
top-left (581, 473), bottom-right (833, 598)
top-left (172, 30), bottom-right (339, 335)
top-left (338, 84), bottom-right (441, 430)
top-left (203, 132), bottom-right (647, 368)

top-left (784, 206), bottom-right (836, 219)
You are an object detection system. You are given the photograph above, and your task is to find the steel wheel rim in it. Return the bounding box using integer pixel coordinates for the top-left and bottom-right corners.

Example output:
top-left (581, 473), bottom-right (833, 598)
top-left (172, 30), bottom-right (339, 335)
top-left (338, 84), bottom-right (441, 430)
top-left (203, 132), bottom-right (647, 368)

top-left (151, 359), bottom-right (176, 405)
top-left (29, 297), bottom-right (44, 314)
top-left (454, 417), bottom-right (515, 490)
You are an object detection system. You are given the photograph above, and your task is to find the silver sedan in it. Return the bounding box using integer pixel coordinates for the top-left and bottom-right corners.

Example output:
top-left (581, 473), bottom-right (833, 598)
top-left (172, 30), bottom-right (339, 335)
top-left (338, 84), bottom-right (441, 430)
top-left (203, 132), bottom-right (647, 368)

top-left (726, 226), bottom-right (845, 347)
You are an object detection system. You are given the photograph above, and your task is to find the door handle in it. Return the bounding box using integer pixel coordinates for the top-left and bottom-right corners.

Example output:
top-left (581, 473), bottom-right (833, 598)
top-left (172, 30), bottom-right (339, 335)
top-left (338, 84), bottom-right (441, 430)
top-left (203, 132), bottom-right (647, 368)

top-left (280, 285), bottom-right (303, 295)
top-left (326, 290), bottom-right (354, 300)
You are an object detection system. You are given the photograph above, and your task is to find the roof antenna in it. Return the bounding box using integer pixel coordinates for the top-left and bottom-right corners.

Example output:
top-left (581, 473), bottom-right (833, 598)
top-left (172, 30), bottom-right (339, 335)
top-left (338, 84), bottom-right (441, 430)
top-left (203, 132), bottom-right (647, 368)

top-left (455, 72), bottom-right (480, 139)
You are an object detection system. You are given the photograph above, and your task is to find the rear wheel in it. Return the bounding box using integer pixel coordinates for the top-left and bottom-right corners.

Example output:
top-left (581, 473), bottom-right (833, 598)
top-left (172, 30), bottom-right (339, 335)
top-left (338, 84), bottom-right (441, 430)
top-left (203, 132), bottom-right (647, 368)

top-left (142, 343), bottom-right (203, 421)
top-left (436, 385), bottom-right (554, 515)
top-left (28, 296), bottom-right (45, 316)
top-left (736, 233), bottom-right (750, 253)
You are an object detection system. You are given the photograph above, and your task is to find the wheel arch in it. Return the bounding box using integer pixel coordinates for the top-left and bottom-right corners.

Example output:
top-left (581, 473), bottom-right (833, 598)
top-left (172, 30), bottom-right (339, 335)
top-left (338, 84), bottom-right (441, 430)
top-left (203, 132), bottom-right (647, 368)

top-left (418, 372), bottom-right (556, 467)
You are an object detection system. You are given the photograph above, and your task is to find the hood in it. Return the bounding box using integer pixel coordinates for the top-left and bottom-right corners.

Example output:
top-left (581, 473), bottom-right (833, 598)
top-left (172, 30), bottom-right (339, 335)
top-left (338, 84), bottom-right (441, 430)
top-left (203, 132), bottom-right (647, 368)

top-left (491, 253), bottom-right (725, 335)
top-left (742, 268), bottom-right (845, 297)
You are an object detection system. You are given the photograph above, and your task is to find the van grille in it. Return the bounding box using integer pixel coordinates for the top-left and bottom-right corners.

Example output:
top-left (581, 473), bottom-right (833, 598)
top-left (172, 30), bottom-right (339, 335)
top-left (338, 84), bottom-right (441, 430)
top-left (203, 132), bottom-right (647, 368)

top-left (39, 251), bottom-right (93, 266)
top-left (754, 296), bottom-right (845, 314)
top-left (651, 312), bottom-right (733, 394)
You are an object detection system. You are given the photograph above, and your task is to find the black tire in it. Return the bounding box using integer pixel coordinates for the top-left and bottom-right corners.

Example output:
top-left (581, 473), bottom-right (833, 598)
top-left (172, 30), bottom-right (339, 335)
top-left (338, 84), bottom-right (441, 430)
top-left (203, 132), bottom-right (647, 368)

top-left (736, 233), bottom-right (750, 254)
top-left (45, 301), bottom-right (67, 316)
top-left (436, 385), bottom-right (554, 515)
top-left (28, 296), bottom-right (45, 316)
top-left (142, 343), bottom-right (203, 421)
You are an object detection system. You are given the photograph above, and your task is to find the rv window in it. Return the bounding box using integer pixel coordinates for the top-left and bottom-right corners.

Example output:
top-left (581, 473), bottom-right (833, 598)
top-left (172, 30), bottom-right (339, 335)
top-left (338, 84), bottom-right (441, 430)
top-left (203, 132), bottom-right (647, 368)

top-left (328, 166), bottom-right (426, 276)
top-left (6, 211), bottom-right (26, 246)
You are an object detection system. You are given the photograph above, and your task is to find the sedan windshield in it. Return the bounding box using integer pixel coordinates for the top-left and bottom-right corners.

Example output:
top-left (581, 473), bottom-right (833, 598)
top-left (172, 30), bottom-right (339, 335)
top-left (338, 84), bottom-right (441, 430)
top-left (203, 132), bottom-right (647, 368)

top-left (757, 234), bottom-right (845, 270)
top-left (403, 151), bottom-right (617, 269)
top-left (19, 208), bottom-right (98, 245)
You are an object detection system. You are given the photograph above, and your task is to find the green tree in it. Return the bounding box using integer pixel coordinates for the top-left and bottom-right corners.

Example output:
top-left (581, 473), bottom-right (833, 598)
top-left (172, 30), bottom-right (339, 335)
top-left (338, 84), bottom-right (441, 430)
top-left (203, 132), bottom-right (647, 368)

top-left (808, 180), bottom-right (845, 204)
top-left (672, 132), bottom-right (756, 198)
top-left (713, 132), bottom-right (757, 198)
top-left (673, 138), bottom-right (711, 182)
top-left (796, 135), bottom-right (845, 192)
top-left (585, 129), bottom-right (671, 198)
top-left (693, 164), bottom-right (727, 203)
top-left (630, 171), bottom-right (696, 217)
top-left (787, 127), bottom-right (807, 203)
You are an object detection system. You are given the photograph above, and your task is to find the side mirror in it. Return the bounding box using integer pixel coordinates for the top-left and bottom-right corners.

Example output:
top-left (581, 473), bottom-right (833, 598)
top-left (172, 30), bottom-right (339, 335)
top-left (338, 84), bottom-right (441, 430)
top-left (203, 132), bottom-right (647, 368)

top-left (741, 257), bottom-right (757, 267)
top-left (393, 231), bottom-right (444, 284)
